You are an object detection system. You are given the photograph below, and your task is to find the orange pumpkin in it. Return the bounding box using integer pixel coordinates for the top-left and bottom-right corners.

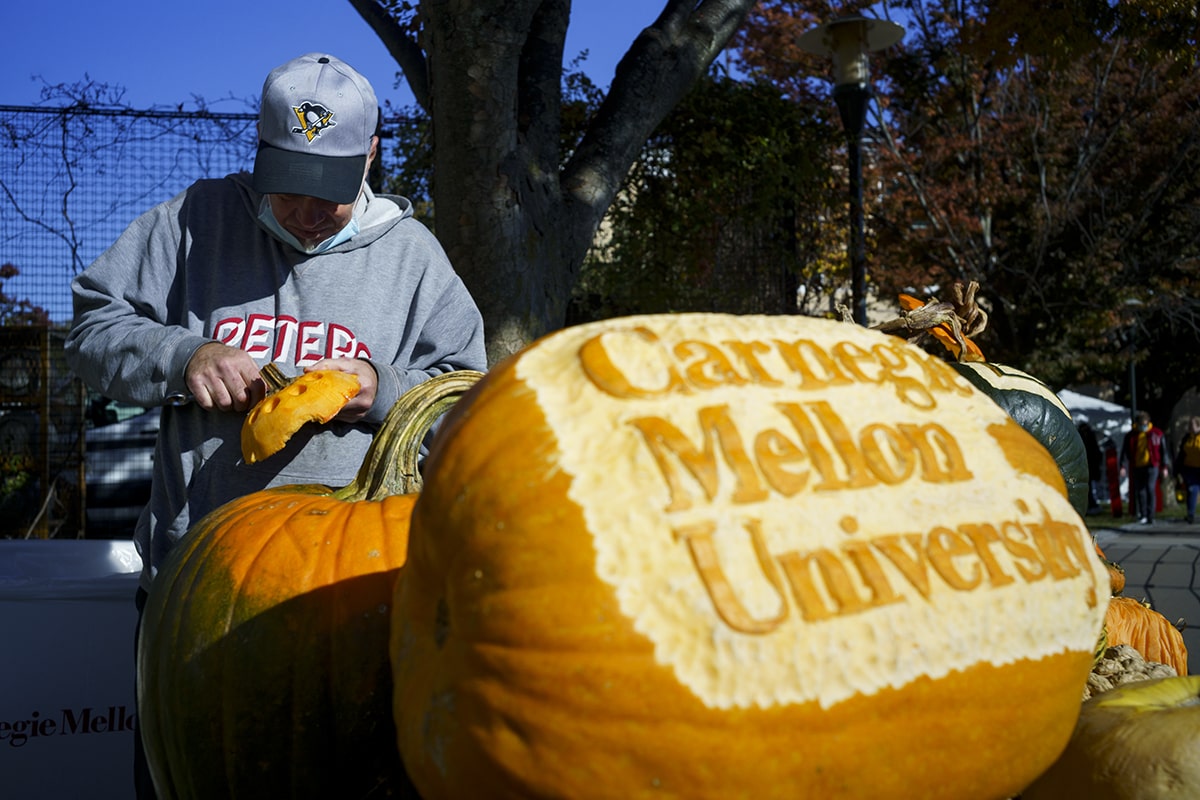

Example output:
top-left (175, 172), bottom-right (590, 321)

top-left (1104, 595), bottom-right (1189, 677)
top-left (390, 314), bottom-right (1107, 800)
top-left (138, 370), bottom-right (481, 799)
top-left (1094, 541), bottom-right (1126, 595)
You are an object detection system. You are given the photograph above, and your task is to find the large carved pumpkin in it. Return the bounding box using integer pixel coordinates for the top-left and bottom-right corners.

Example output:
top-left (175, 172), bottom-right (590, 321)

top-left (390, 314), bottom-right (1107, 800)
top-left (137, 370), bottom-right (481, 799)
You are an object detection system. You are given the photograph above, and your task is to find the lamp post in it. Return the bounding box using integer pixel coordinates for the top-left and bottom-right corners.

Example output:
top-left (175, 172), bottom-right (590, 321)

top-left (798, 16), bottom-right (904, 326)
top-left (1128, 322), bottom-right (1138, 425)
top-left (1125, 298), bottom-right (1144, 425)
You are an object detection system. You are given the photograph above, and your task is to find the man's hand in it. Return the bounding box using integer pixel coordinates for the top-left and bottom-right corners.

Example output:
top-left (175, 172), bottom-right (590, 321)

top-left (306, 358), bottom-right (378, 421)
top-left (184, 342), bottom-right (266, 412)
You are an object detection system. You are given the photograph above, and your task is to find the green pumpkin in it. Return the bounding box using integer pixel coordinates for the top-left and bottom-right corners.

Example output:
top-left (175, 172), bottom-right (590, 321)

top-left (951, 361), bottom-right (1090, 516)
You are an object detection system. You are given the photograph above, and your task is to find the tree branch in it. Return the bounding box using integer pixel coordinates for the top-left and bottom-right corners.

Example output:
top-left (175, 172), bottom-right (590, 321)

top-left (347, 0), bottom-right (431, 111)
top-left (561, 0), bottom-right (755, 230)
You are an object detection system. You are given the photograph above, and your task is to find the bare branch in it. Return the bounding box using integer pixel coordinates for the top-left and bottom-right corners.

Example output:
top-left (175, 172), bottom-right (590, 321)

top-left (347, 0), bottom-right (431, 110)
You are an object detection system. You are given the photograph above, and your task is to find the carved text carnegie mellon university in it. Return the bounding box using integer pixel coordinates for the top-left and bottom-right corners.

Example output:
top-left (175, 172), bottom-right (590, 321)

top-left (573, 327), bottom-right (1098, 634)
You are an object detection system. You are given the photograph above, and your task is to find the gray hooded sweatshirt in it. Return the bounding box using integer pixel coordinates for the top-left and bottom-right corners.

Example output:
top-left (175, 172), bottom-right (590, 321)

top-left (65, 172), bottom-right (487, 589)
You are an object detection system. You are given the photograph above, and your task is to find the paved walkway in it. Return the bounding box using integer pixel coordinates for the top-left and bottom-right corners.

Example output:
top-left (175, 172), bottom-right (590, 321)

top-left (1091, 516), bottom-right (1199, 673)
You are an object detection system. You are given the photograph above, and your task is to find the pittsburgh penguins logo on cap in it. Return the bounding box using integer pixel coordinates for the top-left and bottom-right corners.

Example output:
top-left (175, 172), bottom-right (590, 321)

top-left (290, 102), bottom-right (336, 143)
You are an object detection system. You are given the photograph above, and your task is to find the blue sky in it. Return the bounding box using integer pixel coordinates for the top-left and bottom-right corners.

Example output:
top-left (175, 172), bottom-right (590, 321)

top-left (3, 0), bottom-right (662, 110)
top-left (0, 0), bottom-right (669, 322)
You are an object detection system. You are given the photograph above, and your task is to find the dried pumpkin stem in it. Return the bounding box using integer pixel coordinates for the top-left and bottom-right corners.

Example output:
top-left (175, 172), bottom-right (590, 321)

top-left (872, 281), bottom-right (988, 362)
top-left (335, 370), bottom-right (485, 502)
top-left (260, 362), bottom-right (292, 394)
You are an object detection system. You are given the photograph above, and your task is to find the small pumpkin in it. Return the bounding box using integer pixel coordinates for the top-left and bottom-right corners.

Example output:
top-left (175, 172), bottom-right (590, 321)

top-left (1023, 675), bottom-right (1200, 800)
top-left (1094, 541), bottom-right (1126, 596)
top-left (241, 365), bottom-right (362, 464)
top-left (391, 313), bottom-right (1107, 800)
top-left (1104, 595), bottom-right (1189, 677)
top-left (138, 370), bottom-right (482, 799)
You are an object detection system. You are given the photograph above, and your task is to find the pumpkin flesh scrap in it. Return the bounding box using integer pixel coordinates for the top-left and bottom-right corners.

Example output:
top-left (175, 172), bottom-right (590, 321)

top-left (240, 369), bottom-right (362, 464)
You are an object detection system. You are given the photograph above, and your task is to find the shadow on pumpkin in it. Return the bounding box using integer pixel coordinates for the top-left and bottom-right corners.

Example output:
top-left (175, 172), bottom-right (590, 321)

top-left (153, 571), bottom-right (422, 799)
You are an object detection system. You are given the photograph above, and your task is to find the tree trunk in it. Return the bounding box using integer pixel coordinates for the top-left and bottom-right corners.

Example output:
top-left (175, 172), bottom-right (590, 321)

top-left (351, 0), bottom-right (756, 365)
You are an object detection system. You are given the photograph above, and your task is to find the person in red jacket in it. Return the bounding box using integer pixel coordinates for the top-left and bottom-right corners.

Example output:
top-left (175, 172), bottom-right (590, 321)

top-left (1121, 410), bottom-right (1170, 524)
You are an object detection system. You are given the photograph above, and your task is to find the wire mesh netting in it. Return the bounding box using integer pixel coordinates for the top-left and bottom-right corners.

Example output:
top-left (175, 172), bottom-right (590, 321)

top-left (2, 105), bottom-right (260, 324)
top-left (0, 105), bottom-right (260, 538)
top-left (0, 105), bottom-right (401, 538)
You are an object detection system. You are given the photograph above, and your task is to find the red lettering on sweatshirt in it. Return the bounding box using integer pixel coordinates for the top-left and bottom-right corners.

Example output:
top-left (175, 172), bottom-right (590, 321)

top-left (273, 316), bottom-right (299, 361)
top-left (242, 314), bottom-right (274, 357)
top-left (213, 315), bottom-right (372, 364)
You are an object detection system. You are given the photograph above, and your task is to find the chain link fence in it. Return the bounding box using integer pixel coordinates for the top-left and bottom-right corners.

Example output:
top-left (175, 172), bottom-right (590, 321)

top-left (0, 105), bottom-right (404, 538)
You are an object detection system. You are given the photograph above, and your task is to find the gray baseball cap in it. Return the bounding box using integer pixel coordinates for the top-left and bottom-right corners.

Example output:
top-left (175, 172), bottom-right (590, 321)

top-left (252, 53), bottom-right (379, 204)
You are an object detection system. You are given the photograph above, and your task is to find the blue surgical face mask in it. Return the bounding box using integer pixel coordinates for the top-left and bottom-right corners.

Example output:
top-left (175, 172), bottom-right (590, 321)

top-left (257, 197), bottom-right (360, 254)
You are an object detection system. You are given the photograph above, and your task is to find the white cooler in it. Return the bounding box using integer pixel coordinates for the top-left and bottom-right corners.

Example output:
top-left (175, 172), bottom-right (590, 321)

top-left (0, 539), bottom-right (141, 800)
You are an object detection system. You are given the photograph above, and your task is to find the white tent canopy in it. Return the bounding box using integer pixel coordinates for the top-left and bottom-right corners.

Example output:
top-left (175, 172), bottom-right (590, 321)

top-left (1058, 388), bottom-right (1131, 448)
top-left (1057, 388), bottom-right (1132, 510)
